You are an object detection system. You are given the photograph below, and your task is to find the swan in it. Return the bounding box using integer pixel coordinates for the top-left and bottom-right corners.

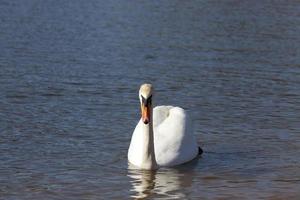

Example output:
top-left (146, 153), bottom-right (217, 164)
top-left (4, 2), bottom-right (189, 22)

top-left (128, 83), bottom-right (202, 170)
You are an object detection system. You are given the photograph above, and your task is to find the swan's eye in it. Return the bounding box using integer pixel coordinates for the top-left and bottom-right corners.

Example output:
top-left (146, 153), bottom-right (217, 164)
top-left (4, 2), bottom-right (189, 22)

top-left (141, 95), bottom-right (152, 106)
top-left (147, 95), bottom-right (152, 105)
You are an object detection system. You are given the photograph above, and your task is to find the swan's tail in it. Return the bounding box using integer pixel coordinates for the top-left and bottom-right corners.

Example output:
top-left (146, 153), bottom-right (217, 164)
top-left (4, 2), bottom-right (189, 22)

top-left (198, 147), bottom-right (203, 155)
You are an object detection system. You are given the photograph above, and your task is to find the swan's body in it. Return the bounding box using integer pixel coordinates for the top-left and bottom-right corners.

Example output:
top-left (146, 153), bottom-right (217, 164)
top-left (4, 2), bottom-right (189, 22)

top-left (128, 106), bottom-right (199, 168)
top-left (128, 84), bottom-right (201, 170)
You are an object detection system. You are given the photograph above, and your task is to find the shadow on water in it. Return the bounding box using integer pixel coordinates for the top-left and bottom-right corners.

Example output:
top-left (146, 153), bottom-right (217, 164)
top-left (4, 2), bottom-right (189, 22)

top-left (127, 158), bottom-right (199, 199)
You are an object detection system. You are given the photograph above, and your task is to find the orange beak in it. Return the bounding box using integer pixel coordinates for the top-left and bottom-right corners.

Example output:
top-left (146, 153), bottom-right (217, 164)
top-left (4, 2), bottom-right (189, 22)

top-left (141, 103), bottom-right (151, 124)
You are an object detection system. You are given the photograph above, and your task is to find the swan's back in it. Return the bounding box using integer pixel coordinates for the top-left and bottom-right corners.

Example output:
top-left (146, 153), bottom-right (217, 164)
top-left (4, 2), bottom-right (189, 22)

top-left (153, 106), bottom-right (198, 166)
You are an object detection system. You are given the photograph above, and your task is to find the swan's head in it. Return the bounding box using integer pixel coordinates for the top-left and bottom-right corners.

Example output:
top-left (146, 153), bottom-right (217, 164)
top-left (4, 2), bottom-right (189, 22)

top-left (139, 84), bottom-right (153, 124)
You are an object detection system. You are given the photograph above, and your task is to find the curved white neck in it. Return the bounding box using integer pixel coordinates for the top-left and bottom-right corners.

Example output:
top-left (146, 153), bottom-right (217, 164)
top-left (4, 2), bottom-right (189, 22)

top-left (141, 117), bottom-right (158, 170)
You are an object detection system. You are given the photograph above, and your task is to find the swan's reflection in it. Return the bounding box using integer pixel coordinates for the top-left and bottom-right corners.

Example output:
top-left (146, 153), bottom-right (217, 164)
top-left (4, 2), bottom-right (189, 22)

top-left (128, 159), bottom-right (198, 199)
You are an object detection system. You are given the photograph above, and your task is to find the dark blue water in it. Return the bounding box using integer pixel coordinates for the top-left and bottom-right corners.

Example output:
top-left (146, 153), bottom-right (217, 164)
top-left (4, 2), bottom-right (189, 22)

top-left (1, 0), bottom-right (300, 199)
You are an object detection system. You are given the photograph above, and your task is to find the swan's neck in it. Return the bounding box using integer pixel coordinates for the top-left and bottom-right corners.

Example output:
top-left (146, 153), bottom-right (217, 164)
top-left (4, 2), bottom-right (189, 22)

top-left (141, 119), bottom-right (158, 170)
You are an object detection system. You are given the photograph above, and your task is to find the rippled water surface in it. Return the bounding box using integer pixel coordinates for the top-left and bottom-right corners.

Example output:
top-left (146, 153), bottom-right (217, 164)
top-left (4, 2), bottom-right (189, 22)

top-left (1, 0), bottom-right (300, 199)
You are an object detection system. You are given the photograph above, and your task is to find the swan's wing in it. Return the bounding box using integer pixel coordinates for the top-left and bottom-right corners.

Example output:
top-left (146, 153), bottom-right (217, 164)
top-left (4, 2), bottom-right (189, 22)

top-left (153, 106), bottom-right (173, 128)
top-left (153, 106), bottom-right (198, 166)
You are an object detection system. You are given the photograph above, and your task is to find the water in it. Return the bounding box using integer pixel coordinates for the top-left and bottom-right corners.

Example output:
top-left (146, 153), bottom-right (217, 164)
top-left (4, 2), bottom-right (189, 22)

top-left (0, 0), bottom-right (300, 199)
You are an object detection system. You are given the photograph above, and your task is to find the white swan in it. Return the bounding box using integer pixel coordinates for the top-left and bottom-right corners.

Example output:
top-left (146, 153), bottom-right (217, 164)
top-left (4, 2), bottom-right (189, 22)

top-left (128, 83), bottom-right (202, 170)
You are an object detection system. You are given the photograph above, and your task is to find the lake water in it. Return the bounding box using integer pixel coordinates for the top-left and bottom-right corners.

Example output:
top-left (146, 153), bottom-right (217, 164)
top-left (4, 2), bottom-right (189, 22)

top-left (1, 0), bottom-right (300, 199)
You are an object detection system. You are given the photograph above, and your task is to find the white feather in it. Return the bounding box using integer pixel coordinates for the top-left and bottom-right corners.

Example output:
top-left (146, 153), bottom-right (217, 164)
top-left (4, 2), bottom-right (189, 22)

top-left (128, 105), bottom-right (199, 167)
